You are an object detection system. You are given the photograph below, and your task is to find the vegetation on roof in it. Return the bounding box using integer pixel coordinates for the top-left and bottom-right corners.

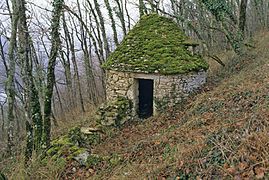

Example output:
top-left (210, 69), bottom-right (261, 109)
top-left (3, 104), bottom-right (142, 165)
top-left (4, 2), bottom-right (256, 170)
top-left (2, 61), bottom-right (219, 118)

top-left (103, 14), bottom-right (209, 74)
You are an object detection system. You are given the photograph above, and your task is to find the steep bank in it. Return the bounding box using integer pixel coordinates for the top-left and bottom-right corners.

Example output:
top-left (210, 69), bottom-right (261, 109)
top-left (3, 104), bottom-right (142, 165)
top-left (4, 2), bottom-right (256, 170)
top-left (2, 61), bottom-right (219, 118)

top-left (88, 32), bottom-right (269, 179)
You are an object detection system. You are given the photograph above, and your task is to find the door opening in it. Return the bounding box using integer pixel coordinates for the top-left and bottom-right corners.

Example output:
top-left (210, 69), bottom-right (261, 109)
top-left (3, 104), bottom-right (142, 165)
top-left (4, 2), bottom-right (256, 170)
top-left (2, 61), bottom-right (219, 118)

top-left (138, 79), bottom-right (153, 119)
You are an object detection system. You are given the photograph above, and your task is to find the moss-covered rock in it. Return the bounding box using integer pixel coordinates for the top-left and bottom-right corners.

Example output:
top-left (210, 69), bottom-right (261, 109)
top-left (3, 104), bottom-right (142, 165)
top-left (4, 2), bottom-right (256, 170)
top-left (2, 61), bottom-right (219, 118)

top-left (103, 14), bottom-right (208, 74)
top-left (47, 127), bottom-right (91, 165)
top-left (96, 97), bottom-right (133, 127)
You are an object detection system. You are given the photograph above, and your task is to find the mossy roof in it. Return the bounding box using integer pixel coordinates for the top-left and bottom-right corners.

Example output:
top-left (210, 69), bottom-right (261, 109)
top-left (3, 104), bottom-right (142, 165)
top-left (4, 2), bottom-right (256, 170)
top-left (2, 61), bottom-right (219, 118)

top-left (103, 14), bottom-right (209, 75)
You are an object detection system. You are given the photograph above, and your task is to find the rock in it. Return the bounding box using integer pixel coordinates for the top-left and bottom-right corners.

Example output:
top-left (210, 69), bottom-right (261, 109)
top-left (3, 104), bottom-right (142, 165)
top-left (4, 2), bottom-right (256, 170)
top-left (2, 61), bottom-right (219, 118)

top-left (88, 168), bottom-right (95, 174)
top-left (85, 172), bottom-right (90, 177)
top-left (81, 127), bottom-right (101, 135)
top-left (97, 96), bottom-right (133, 127)
top-left (101, 117), bottom-right (115, 126)
top-left (74, 151), bottom-right (90, 166)
top-left (112, 74), bottom-right (119, 81)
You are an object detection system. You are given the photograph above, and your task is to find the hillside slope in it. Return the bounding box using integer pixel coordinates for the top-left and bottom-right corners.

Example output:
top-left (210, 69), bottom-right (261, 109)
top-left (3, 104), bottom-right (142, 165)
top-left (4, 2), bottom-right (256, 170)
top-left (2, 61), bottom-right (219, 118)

top-left (5, 32), bottom-right (268, 180)
top-left (85, 32), bottom-right (269, 179)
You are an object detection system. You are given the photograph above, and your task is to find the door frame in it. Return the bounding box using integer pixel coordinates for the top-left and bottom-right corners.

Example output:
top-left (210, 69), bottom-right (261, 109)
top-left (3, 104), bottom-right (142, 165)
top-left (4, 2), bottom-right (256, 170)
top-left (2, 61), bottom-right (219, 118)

top-left (134, 78), bottom-right (155, 118)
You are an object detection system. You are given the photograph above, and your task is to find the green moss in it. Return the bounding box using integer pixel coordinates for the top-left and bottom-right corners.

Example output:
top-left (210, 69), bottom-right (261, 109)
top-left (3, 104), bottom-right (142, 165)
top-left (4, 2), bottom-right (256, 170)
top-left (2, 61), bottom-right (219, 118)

top-left (47, 146), bottom-right (60, 156)
top-left (103, 14), bottom-right (208, 74)
top-left (86, 133), bottom-right (101, 145)
top-left (114, 97), bottom-right (133, 127)
top-left (55, 157), bottom-right (66, 168)
top-left (51, 135), bottom-right (73, 146)
top-left (97, 96), bottom-right (133, 127)
top-left (67, 147), bottom-right (87, 161)
top-left (47, 127), bottom-right (90, 162)
top-left (108, 154), bottom-right (122, 166)
top-left (68, 127), bottom-right (84, 146)
top-left (86, 154), bottom-right (103, 167)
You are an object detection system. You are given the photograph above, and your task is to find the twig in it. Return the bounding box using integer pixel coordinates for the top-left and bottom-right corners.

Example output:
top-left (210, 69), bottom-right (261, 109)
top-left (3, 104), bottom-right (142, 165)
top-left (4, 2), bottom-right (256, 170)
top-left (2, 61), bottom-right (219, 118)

top-left (207, 54), bottom-right (226, 67)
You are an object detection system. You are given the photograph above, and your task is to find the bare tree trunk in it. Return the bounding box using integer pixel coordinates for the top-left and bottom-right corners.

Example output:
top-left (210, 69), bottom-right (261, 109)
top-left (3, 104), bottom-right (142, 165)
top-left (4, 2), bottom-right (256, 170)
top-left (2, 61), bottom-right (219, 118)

top-left (0, 104), bottom-right (4, 139)
top-left (64, 5), bottom-right (103, 65)
top-left (139, 0), bottom-right (146, 17)
top-left (104, 0), bottom-right (119, 46)
top-left (0, 36), bottom-right (8, 75)
top-left (76, 0), bottom-right (97, 104)
top-left (6, 0), bottom-right (19, 155)
top-left (43, 0), bottom-right (64, 149)
top-left (115, 0), bottom-right (127, 36)
top-left (62, 15), bottom-right (85, 113)
top-left (253, 0), bottom-right (263, 28)
top-left (17, 0), bottom-right (43, 161)
top-left (124, 0), bottom-right (131, 31)
top-left (60, 16), bottom-right (74, 111)
top-left (24, 120), bottom-right (33, 164)
top-left (60, 50), bottom-right (74, 110)
top-left (86, 0), bottom-right (105, 61)
top-left (239, 0), bottom-right (248, 38)
top-left (0, 37), bottom-right (7, 140)
top-left (93, 0), bottom-right (110, 58)
top-left (55, 83), bottom-right (64, 116)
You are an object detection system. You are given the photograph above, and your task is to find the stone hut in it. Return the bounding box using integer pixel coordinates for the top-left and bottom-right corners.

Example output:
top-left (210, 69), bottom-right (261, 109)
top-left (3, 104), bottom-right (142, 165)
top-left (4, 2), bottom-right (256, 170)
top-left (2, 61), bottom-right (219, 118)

top-left (100, 14), bottom-right (208, 125)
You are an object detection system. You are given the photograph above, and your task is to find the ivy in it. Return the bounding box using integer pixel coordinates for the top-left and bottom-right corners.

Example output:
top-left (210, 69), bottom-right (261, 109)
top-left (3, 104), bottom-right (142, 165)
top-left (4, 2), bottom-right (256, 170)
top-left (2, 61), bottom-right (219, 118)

top-left (201, 0), bottom-right (232, 20)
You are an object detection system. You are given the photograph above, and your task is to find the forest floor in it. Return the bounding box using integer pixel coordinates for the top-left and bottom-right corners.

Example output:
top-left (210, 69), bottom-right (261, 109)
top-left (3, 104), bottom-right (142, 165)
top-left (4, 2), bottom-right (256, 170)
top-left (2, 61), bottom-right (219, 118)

top-left (2, 31), bottom-right (269, 179)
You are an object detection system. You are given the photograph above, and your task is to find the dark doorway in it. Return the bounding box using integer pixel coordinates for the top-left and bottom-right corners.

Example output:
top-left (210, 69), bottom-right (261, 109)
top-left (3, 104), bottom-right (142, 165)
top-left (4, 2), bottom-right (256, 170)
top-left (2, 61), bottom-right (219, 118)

top-left (138, 79), bottom-right (154, 119)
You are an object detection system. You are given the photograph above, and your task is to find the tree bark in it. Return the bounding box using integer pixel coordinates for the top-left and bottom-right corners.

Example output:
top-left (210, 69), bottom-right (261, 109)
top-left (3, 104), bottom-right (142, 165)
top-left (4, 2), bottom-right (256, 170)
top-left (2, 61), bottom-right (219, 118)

top-left (62, 16), bottom-right (85, 113)
top-left (0, 104), bottom-right (4, 139)
top-left (60, 49), bottom-right (74, 110)
top-left (93, 0), bottom-right (110, 58)
top-left (139, 0), bottom-right (146, 17)
top-left (61, 15), bottom-right (75, 111)
top-left (18, 0), bottom-right (43, 158)
top-left (104, 0), bottom-right (119, 46)
top-left (76, 0), bottom-right (97, 104)
top-left (86, 0), bottom-right (105, 61)
top-left (124, 0), bottom-right (131, 31)
top-left (115, 0), bottom-right (127, 36)
top-left (6, 0), bottom-right (19, 155)
top-left (43, 0), bottom-right (64, 148)
top-left (24, 120), bottom-right (33, 165)
top-left (239, 0), bottom-right (248, 38)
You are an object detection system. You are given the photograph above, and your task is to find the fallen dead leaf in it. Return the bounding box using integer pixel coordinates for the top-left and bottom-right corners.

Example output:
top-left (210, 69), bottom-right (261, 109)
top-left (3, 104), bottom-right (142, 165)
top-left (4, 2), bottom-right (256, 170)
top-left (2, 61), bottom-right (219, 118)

top-left (177, 160), bottom-right (184, 168)
top-left (254, 167), bottom-right (265, 179)
top-left (238, 162), bottom-right (248, 171)
top-left (226, 167), bottom-right (236, 175)
top-left (223, 163), bottom-right (229, 169)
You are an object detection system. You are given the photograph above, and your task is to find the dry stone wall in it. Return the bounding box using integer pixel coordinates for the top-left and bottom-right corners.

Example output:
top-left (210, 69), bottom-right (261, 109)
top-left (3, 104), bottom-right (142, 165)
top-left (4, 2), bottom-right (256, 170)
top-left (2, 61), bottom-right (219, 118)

top-left (106, 71), bottom-right (135, 102)
top-left (105, 70), bottom-right (206, 122)
top-left (153, 71), bottom-right (206, 110)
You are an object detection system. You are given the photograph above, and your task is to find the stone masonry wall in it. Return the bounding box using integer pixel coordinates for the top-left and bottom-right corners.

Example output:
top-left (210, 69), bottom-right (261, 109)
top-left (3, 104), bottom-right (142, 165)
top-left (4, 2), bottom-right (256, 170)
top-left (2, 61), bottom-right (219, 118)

top-left (153, 71), bottom-right (206, 111)
top-left (106, 70), bottom-right (206, 118)
top-left (106, 71), bottom-right (135, 101)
